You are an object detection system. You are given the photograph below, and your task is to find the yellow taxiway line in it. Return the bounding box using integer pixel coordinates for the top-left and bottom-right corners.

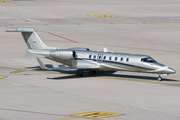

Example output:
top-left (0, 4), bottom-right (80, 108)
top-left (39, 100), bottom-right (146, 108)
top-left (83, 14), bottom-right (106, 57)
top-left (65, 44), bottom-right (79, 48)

top-left (57, 117), bottom-right (76, 120)
top-left (11, 69), bottom-right (25, 74)
top-left (97, 76), bottom-right (180, 86)
top-left (0, 1), bottom-right (14, 3)
top-left (88, 15), bottom-right (180, 28)
top-left (0, 67), bottom-right (71, 75)
top-left (0, 66), bottom-right (179, 86)
top-left (72, 111), bottom-right (123, 118)
top-left (0, 76), bottom-right (6, 79)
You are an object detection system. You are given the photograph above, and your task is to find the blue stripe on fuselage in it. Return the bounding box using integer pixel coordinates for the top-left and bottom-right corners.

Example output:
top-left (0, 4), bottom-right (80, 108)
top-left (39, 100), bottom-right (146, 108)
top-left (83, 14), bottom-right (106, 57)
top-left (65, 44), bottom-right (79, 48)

top-left (76, 58), bottom-right (154, 70)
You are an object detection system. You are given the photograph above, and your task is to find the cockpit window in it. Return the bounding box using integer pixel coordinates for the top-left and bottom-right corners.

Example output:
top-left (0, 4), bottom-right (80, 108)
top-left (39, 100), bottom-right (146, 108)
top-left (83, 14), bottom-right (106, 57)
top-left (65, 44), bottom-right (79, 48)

top-left (141, 57), bottom-right (156, 62)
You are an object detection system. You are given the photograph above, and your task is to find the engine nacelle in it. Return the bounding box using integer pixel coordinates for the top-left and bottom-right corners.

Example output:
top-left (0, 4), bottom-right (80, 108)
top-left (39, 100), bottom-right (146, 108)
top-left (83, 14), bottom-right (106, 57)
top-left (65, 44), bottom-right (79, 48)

top-left (50, 50), bottom-right (76, 60)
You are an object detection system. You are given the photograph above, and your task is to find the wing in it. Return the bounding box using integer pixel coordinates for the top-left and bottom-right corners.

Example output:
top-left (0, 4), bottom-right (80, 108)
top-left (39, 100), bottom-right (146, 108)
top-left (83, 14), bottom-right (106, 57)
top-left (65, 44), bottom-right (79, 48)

top-left (36, 58), bottom-right (99, 71)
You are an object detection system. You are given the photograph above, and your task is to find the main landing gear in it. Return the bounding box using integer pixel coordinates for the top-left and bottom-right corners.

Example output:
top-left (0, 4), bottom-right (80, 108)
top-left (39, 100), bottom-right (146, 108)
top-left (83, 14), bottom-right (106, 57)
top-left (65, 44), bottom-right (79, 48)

top-left (76, 69), bottom-right (83, 77)
top-left (76, 70), bottom-right (97, 77)
top-left (89, 70), bottom-right (96, 75)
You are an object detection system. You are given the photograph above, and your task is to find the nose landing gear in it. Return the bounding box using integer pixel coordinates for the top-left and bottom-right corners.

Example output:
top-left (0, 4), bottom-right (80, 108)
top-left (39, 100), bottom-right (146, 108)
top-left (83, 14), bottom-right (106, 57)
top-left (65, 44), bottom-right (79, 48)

top-left (158, 75), bottom-right (162, 81)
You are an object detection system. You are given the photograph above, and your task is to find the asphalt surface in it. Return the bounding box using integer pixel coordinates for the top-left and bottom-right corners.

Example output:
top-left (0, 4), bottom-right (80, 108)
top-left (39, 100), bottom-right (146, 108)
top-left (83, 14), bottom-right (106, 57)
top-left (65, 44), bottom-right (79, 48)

top-left (0, 0), bottom-right (180, 120)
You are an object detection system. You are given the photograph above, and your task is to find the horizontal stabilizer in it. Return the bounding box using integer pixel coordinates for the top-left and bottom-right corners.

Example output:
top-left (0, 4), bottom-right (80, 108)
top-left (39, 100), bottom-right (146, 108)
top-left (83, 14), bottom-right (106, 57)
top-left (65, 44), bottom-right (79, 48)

top-left (24, 52), bottom-right (45, 58)
top-left (7, 30), bottom-right (33, 33)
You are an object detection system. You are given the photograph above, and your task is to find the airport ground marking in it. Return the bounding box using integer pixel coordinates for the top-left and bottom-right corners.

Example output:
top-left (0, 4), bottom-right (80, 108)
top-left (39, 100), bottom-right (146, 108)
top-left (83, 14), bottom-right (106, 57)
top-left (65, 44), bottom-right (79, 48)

top-left (48, 32), bottom-right (78, 43)
top-left (0, 66), bottom-right (179, 86)
top-left (1, 25), bottom-right (180, 54)
top-left (72, 111), bottom-right (123, 118)
top-left (89, 14), bottom-right (180, 28)
top-left (0, 76), bottom-right (6, 79)
top-left (97, 76), bottom-right (180, 86)
top-left (10, 69), bottom-right (25, 74)
top-left (0, 67), bottom-right (73, 75)
top-left (0, 108), bottom-right (102, 120)
top-left (79, 42), bottom-right (180, 54)
top-left (36, 30), bottom-right (78, 43)
top-left (114, 17), bottom-right (180, 28)
top-left (2, 33), bottom-right (180, 54)
top-left (57, 117), bottom-right (76, 120)
top-left (2, 35), bottom-right (180, 54)
top-left (88, 15), bottom-right (115, 18)
top-left (0, 1), bottom-right (14, 3)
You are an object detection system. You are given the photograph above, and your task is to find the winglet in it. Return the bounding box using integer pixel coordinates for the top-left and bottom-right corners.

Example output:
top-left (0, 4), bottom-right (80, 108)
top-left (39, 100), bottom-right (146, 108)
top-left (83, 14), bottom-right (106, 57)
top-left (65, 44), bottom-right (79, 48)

top-left (36, 58), bottom-right (49, 70)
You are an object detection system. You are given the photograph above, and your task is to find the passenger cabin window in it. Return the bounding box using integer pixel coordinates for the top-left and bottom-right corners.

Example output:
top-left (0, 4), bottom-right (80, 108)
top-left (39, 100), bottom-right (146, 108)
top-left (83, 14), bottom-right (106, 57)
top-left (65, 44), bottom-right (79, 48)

top-left (94, 55), bottom-right (96, 59)
top-left (126, 58), bottom-right (129, 62)
top-left (121, 57), bottom-right (123, 61)
top-left (99, 56), bottom-right (102, 60)
top-left (115, 57), bottom-right (118, 61)
top-left (89, 55), bottom-right (92, 59)
top-left (109, 56), bottom-right (111, 60)
top-left (103, 56), bottom-right (106, 60)
top-left (141, 57), bottom-right (156, 62)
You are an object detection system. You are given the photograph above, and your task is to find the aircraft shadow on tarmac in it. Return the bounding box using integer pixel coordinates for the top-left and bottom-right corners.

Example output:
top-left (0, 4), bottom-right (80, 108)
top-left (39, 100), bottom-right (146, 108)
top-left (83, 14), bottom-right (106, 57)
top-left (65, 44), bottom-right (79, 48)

top-left (25, 65), bottom-right (178, 82)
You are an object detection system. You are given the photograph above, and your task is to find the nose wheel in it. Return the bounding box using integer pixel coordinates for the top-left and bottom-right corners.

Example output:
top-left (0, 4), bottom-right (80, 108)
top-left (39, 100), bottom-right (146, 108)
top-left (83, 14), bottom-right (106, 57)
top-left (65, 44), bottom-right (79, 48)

top-left (158, 76), bottom-right (162, 81)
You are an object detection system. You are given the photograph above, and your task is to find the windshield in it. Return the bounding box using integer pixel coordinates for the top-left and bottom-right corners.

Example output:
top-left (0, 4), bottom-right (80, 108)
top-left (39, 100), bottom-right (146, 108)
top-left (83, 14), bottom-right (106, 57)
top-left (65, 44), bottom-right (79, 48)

top-left (141, 57), bottom-right (156, 62)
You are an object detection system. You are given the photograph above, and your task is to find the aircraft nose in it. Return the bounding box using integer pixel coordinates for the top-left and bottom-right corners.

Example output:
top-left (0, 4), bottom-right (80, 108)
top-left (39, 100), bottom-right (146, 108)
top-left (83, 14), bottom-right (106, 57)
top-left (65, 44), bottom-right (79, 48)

top-left (165, 67), bottom-right (176, 74)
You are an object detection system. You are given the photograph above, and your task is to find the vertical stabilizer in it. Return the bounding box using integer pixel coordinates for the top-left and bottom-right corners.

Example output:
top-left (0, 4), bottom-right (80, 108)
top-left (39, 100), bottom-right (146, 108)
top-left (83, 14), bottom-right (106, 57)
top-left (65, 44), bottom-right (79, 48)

top-left (7, 28), bottom-right (57, 50)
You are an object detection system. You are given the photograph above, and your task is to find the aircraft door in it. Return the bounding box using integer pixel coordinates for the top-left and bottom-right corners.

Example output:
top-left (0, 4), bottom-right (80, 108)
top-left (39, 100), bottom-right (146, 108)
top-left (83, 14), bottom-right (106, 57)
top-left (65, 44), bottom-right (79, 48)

top-left (97, 54), bottom-right (103, 63)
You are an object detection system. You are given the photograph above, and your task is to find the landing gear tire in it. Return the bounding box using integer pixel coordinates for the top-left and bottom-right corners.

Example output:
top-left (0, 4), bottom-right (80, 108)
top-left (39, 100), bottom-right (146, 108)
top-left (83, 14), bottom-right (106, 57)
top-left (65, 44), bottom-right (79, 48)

top-left (158, 76), bottom-right (162, 81)
top-left (76, 70), bottom-right (83, 77)
top-left (89, 70), bottom-right (96, 75)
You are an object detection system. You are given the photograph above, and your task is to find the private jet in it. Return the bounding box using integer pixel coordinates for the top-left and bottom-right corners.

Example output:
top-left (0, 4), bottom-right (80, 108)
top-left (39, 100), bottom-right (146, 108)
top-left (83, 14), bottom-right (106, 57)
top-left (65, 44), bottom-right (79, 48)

top-left (7, 28), bottom-right (176, 81)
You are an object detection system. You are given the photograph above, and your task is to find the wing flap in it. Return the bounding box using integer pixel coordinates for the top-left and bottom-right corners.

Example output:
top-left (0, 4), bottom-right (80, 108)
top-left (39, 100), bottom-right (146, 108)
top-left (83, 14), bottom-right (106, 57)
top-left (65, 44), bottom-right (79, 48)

top-left (36, 58), bottom-right (99, 71)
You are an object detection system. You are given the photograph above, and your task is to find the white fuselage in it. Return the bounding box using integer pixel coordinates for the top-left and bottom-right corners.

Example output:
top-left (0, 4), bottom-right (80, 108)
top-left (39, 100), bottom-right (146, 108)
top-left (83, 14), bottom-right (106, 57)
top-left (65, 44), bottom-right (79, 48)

top-left (49, 49), bottom-right (175, 75)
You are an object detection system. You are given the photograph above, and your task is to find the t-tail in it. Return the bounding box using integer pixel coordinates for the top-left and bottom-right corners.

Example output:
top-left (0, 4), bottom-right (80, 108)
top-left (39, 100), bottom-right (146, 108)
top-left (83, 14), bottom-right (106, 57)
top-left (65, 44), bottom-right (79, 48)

top-left (7, 28), bottom-right (57, 50)
top-left (7, 28), bottom-right (58, 58)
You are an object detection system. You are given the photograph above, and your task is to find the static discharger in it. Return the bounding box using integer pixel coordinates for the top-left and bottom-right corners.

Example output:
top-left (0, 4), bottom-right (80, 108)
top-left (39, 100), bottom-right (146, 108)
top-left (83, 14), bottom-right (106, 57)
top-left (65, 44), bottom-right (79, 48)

top-left (0, 1), bottom-right (14, 3)
top-left (71, 111), bottom-right (123, 118)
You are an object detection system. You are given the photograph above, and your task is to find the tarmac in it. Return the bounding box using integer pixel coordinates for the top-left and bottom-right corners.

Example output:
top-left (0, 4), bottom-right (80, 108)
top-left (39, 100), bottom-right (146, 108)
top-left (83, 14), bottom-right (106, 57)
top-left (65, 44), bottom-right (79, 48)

top-left (0, 0), bottom-right (180, 120)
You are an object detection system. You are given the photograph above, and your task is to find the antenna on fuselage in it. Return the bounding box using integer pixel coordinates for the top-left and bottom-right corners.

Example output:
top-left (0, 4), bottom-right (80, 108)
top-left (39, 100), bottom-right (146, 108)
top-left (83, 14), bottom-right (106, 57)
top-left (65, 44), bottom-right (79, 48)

top-left (104, 47), bottom-right (108, 52)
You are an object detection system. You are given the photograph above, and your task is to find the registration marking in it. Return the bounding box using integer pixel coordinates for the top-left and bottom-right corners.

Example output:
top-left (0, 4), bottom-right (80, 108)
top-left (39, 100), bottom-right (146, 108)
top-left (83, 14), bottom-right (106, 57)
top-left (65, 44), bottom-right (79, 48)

top-left (71, 111), bottom-right (123, 118)
top-left (0, 76), bottom-right (6, 79)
